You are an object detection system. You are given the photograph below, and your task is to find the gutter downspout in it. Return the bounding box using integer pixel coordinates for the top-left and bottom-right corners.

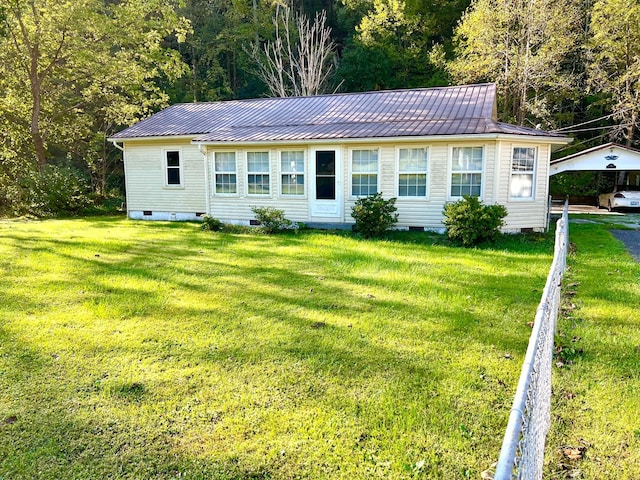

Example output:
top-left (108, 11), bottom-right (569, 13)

top-left (110, 140), bottom-right (124, 152)
top-left (110, 140), bottom-right (128, 217)
top-left (197, 143), bottom-right (210, 216)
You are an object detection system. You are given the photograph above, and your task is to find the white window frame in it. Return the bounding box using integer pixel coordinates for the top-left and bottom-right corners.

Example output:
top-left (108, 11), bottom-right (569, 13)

top-left (279, 150), bottom-right (306, 197)
top-left (449, 145), bottom-right (485, 200)
top-left (246, 151), bottom-right (271, 196)
top-left (213, 151), bottom-right (238, 195)
top-left (163, 148), bottom-right (183, 188)
top-left (350, 148), bottom-right (379, 198)
top-left (397, 147), bottom-right (429, 199)
top-left (509, 146), bottom-right (537, 200)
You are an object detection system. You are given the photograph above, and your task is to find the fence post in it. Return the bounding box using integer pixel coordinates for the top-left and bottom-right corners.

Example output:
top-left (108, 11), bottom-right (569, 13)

top-left (494, 200), bottom-right (569, 480)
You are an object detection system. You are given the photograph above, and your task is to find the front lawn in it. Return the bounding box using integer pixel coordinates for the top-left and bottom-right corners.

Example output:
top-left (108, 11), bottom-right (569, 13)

top-left (546, 220), bottom-right (640, 479)
top-left (0, 217), bottom-right (636, 478)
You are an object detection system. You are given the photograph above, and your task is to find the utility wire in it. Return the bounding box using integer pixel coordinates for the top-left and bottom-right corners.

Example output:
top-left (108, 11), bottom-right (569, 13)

top-left (550, 107), bottom-right (634, 132)
top-left (556, 123), bottom-right (631, 134)
top-left (553, 131), bottom-right (612, 154)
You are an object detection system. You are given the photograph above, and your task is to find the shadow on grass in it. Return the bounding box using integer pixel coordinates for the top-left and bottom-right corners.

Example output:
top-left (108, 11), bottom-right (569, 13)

top-left (0, 218), bottom-right (565, 478)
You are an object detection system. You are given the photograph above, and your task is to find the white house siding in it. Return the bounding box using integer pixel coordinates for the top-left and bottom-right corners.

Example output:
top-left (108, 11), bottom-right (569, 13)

top-left (207, 148), bottom-right (310, 224)
top-left (496, 141), bottom-right (552, 231)
top-left (123, 139), bottom-right (206, 220)
top-left (384, 141), bottom-right (498, 230)
top-left (170, 138), bottom-right (554, 231)
top-left (379, 142), bottom-right (448, 229)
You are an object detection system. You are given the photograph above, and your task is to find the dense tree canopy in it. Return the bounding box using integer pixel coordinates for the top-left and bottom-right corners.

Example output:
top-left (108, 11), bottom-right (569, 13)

top-left (1, 0), bottom-right (639, 215)
top-left (0, 0), bottom-right (190, 212)
top-left (588, 0), bottom-right (640, 145)
top-left (449, 0), bottom-right (584, 127)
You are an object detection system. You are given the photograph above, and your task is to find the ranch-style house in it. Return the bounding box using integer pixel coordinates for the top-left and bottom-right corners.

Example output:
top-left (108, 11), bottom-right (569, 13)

top-left (109, 83), bottom-right (571, 231)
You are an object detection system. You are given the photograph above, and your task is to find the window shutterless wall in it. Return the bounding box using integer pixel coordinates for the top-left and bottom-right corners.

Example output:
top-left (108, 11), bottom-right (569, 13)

top-left (395, 146), bottom-right (430, 200)
top-left (509, 146), bottom-right (537, 200)
top-left (279, 150), bottom-right (306, 197)
top-left (163, 148), bottom-right (183, 188)
top-left (212, 151), bottom-right (238, 195)
top-left (349, 148), bottom-right (380, 198)
top-left (123, 140), bottom-right (206, 216)
top-left (448, 145), bottom-right (486, 200)
top-left (246, 151), bottom-right (271, 196)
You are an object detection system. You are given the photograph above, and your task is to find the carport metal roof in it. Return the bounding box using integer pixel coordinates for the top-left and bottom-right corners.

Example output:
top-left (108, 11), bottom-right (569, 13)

top-left (550, 143), bottom-right (640, 175)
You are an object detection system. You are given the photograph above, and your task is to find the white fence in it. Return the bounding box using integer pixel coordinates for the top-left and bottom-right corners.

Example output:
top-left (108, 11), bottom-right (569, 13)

top-left (494, 201), bottom-right (569, 480)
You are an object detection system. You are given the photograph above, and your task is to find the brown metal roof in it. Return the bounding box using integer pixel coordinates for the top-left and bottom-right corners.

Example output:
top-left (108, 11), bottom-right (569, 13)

top-left (111, 84), bottom-right (567, 142)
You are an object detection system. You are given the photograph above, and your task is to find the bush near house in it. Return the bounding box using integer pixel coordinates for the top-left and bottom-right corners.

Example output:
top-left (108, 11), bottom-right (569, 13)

top-left (200, 215), bottom-right (224, 231)
top-left (351, 192), bottom-right (399, 238)
top-left (251, 206), bottom-right (300, 233)
top-left (443, 195), bottom-right (507, 246)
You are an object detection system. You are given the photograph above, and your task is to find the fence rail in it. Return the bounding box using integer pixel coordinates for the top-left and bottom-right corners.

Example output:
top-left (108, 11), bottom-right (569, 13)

top-left (494, 201), bottom-right (569, 480)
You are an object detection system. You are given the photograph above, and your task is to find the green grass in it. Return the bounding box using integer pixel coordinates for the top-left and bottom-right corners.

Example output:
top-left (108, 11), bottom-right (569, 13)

top-left (546, 218), bottom-right (640, 479)
top-left (0, 216), bottom-right (636, 479)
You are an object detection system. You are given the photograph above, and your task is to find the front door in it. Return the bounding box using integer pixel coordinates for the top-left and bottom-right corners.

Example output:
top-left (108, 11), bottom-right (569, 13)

top-left (310, 147), bottom-right (342, 220)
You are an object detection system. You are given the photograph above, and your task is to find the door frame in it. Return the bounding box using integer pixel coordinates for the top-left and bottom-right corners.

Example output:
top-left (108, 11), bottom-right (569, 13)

top-left (309, 146), bottom-right (343, 221)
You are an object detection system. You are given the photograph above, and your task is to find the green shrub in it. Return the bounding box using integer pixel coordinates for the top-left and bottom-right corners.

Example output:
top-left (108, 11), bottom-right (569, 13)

top-left (200, 215), bottom-right (224, 231)
top-left (442, 195), bottom-right (507, 246)
top-left (25, 165), bottom-right (92, 217)
top-left (351, 192), bottom-right (398, 238)
top-left (251, 206), bottom-right (299, 234)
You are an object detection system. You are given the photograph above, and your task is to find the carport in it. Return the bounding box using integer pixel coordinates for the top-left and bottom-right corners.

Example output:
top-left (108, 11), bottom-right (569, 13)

top-left (550, 142), bottom-right (640, 210)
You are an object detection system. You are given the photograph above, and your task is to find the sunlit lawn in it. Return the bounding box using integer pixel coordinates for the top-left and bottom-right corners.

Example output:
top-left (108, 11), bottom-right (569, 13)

top-left (546, 219), bottom-right (640, 479)
top-left (0, 216), bottom-right (636, 479)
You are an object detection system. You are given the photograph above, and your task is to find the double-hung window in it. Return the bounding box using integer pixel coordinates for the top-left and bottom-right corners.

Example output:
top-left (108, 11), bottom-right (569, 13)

top-left (247, 152), bottom-right (270, 195)
top-left (351, 149), bottom-right (378, 197)
top-left (398, 148), bottom-right (428, 197)
top-left (165, 150), bottom-right (182, 187)
top-left (510, 147), bottom-right (536, 199)
top-left (451, 146), bottom-right (483, 197)
top-left (280, 151), bottom-right (305, 196)
top-left (214, 152), bottom-right (237, 194)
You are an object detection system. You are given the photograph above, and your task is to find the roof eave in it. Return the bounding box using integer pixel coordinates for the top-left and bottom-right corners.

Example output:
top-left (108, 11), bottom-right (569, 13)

top-left (107, 134), bottom-right (198, 142)
top-left (192, 133), bottom-right (573, 147)
top-left (550, 142), bottom-right (640, 165)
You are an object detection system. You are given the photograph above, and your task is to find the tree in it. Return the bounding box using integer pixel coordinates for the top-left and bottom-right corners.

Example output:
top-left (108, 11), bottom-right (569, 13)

top-left (171, 0), bottom-right (278, 103)
top-left (449, 0), bottom-right (584, 126)
top-left (588, 0), bottom-right (640, 146)
top-left (248, 4), bottom-right (337, 97)
top-left (335, 0), bottom-right (453, 91)
top-left (0, 0), bottom-right (190, 177)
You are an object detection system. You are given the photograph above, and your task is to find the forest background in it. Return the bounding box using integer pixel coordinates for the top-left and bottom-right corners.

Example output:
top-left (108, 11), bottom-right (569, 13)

top-left (1, 0), bottom-right (639, 216)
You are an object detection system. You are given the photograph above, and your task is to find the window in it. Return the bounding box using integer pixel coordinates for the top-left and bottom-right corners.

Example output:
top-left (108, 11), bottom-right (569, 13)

top-left (165, 150), bottom-right (181, 186)
top-left (214, 152), bottom-right (237, 194)
top-left (398, 148), bottom-right (428, 197)
top-left (510, 147), bottom-right (536, 199)
top-left (280, 151), bottom-right (305, 196)
top-left (451, 146), bottom-right (483, 197)
top-left (352, 149), bottom-right (378, 197)
top-left (247, 152), bottom-right (270, 195)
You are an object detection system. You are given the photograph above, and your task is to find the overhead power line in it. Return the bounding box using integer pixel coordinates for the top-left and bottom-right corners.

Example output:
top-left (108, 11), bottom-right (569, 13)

top-left (550, 107), bottom-right (634, 133)
top-left (556, 123), bottom-right (631, 134)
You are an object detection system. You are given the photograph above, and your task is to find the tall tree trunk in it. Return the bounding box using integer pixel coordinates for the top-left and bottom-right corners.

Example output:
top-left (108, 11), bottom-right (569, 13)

top-left (29, 47), bottom-right (47, 173)
top-left (627, 110), bottom-right (636, 147)
top-left (253, 0), bottom-right (259, 46)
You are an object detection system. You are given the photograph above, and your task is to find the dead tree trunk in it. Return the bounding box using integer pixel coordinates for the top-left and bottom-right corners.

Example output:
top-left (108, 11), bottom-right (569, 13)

top-left (248, 5), bottom-right (336, 97)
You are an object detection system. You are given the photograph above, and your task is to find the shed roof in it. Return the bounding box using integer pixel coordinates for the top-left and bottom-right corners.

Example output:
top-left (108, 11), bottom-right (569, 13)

top-left (550, 143), bottom-right (640, 175)
top-left (111, 83), bottom-right (567, 143)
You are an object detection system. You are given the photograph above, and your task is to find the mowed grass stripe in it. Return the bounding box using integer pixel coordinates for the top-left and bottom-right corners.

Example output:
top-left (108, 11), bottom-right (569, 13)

top-left (1, 217), bottom-right (557, 479)
top-left (546, 222), bottom-right (640, 479)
